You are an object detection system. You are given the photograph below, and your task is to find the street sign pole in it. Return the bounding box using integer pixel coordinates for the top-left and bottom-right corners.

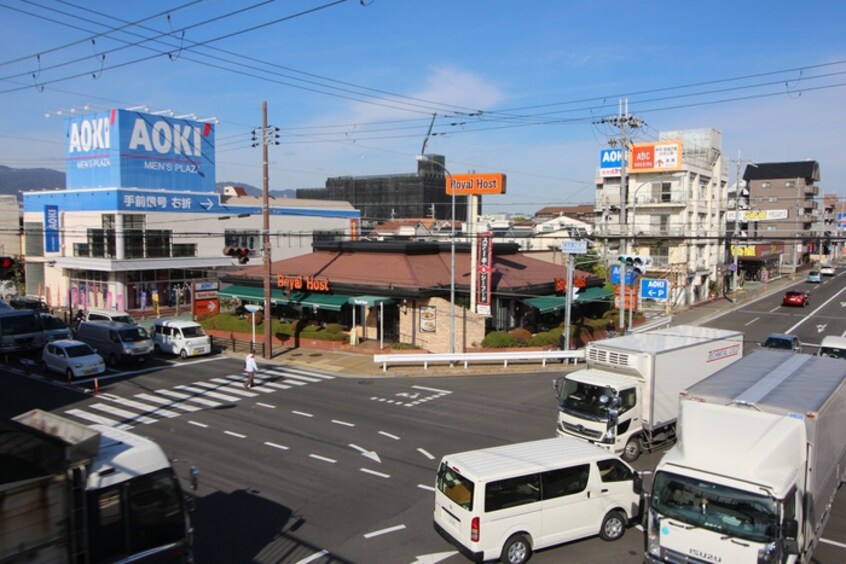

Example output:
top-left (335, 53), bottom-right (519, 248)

top-left (563, 253), bottom-right (575, 363)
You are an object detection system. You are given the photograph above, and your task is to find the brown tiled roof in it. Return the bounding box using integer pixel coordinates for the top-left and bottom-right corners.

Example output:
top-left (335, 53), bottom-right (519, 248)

top-left (228, 247), bottom-right (598, 294)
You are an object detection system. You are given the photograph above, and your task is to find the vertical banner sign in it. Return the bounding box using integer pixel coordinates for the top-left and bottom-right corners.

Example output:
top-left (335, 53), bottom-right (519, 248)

top-left (476, 231), bottom-right (494, 315)
top-left (44, 205), bottom-right (60, 252)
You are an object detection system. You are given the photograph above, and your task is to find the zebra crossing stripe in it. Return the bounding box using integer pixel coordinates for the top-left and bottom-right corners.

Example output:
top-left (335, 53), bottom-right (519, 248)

top-left (134, 393), bottom-right (201, 412)
top-left (175, 385), bottom-right (241, 402)
top-left (65, 408), bottom-right (132, 430)
top-left (260, 381), bottom-right (292, 391)
top-left (89, 403), bottom-right (158, 425)
top-left (197, 380), bottom-right (258, 398)
top-left (263, 368), bottom-right (328, 382)
top-left (101, 394), bottom-right (180, 418)
top-left (157, 389), bottom-right (222, 408)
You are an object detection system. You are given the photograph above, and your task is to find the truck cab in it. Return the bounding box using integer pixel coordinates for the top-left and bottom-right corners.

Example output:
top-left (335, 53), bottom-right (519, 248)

top-left (554, 370), bottom-right (641, 461)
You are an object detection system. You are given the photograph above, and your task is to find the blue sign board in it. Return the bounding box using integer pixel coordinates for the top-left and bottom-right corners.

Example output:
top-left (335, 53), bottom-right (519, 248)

top-left (610, 264), bottom-right (636, 285)
top-left (838, 212), bottom-right (846, 229)
top-left (44, 205), bottom-right (60, 252)
top-left (561, 240), bottom-right (588, 254)
top-left (640, 278), bottom-right (669, 301)
top-left (65, 109), bottom-right (216, 192)
top-left (600, 148), bottom-right (622, 177)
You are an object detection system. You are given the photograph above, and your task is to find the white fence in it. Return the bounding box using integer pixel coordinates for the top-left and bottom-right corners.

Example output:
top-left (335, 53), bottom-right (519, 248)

top-left (373, 349), bottom-right (586, 372)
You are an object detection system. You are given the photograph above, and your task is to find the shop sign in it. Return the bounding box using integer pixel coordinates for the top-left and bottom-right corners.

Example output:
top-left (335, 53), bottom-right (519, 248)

top-left (420, 305), bottom-right (436, 332)
top-left (629, 141), bottom-right (682, 173)
top-left (277, 274), bottom-right (331, 292)
top-left (446, 173), bottom-right (506, 195)
top-left (194, 298), bottom-right (219, 316)
top-left (599, 148), bottom-right (622, 178)
top-left (44, 205), bottom-right (60, 253)
top-left (195, 281), bottom-right (219, 291)
top-left (554, 276), bottom-right (587, 293)
top-left (194, 290), bottom-right (218, 300)
top-left (476, 232), bottom-right (493, 315)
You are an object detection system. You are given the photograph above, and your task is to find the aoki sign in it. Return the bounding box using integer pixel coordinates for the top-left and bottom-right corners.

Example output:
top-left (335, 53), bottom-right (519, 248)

top-left (65, 108), bottom-right (216, 191)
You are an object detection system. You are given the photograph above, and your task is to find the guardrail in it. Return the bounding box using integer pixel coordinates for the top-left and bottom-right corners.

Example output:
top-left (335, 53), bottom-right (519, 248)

top-left (373, 349), bottom-right (586, 372)
top-left (628, 315), bottom-right (673, 334)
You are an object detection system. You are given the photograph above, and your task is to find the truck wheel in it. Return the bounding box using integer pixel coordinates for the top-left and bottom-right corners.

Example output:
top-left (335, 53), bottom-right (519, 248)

top-left (621, 437), bottom-right (642, 462)
top-left (599, 510), bottom-right (627, 541)
top-left (180, 349), bottom-right (188, 360)
top-left (500, 534), bottom-right (531, 564)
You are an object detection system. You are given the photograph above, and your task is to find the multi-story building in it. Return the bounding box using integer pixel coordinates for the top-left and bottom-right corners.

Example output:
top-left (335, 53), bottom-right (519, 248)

top-left (741, 161), bottom-right (820, 274)
top-left (595, 128), bottom-right (727, 308)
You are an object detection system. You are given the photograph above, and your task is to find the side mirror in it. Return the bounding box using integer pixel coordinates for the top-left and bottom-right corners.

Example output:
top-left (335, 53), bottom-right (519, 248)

top-left (189, 465), bottom-right (200, 492)
top-left (783, 518), bottom-right (798, 540)
top-left (608, 408), bottom-right (620, 426)
top-left (633, 472), bottom-right (643, 495)
top-left (552, 377), bottom-right (562, 396)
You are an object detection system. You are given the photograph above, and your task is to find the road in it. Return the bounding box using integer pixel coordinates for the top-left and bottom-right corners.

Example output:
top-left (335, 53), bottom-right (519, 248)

top-left (1, 269), bottom-right (845, 563)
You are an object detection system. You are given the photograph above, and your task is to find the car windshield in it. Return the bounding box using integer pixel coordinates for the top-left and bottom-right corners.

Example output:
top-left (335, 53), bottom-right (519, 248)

top-left (111, 315), bottom-right (134, 324)
top-left (819, 347), bottom-right (846, 360)
top-left (763, 337), bottom-right (792, 350)
top-left (119, 327), bottom-right (149, 342)
top-left (66, 344), bottom-right (96, 358)
top-left (43, 317), bottom-right (67, 330)
top-left (182, 326), bottom-right (206, 338)
top-left (558, 378), bottom-right (615, 420)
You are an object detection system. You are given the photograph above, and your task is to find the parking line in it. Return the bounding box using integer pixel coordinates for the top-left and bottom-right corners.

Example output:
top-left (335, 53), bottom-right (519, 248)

top-left (188, 420), bottom-right (208, 428)
top-left (379, 431), bottom-right (400, 440)
top-left (264, 441), bottom-right (289, 450)
top-left (295, 550), bottom-right (329, 564)
top-left (310, 454), bottom-right (336, 464)
top-left (363, 524), bottom-right (405, 539)
top-left (224, 430), bottom-right (246, 439)
top-left (417, 484), bottom-right (435, 492)
top-left (417, 448), bottom-right (435, 460)
top-left (360, 468), bottom-right (390, 479)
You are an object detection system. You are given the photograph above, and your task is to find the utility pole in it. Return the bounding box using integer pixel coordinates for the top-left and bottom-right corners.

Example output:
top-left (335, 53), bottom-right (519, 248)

top-left (252, 102), bottom-right (279, 360)
top-left (598, 99), bottom-right (643, 333)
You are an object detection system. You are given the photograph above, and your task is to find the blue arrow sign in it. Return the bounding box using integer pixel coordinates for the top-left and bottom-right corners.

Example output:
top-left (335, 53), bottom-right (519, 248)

top-left (610, 264), bottom-right (636, 285)
top-left (640, 278), bottom-right (669, 301)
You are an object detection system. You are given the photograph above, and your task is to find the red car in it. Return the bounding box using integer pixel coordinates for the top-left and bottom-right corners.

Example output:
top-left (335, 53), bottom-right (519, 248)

top-left (783, 290), bottom-right (809, 307)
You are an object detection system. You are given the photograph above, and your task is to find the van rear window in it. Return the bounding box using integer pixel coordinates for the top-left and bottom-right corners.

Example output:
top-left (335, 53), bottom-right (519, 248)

top-left (437, 463), bottom-right (474, 510)
top-left (818, 346), bottom-right (846, 360)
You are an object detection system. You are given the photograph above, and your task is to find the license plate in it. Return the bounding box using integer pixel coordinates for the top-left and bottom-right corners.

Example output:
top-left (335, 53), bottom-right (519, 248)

top-left (84, 368), bottom-right (96, 375)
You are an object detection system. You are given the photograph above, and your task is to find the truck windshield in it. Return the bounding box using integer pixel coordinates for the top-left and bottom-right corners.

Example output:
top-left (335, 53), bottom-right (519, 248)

top-left (651, 470), bottom-right (778, 544)
top-left (182, 325), bottom-right (206, 338)
top-left (558, 379), bottom-right (615, 419)
top-left (437, 463), bottom-right (474, 510)
top-left (818, 346), bottom-right (846, 360)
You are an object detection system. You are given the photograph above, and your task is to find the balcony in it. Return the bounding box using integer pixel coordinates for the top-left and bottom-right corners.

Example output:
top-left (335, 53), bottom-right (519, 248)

top-left (804, 185), bottom-right (819, 196)
top-left (631, 194), bottom-right (686, 207)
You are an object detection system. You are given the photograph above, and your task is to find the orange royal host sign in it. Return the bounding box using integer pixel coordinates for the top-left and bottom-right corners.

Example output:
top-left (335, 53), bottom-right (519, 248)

top-left (446, 173), bottom-right (506, 196)
top-left (277, 275), bottom-right (331, 292)
top-left (628, 141), bottom-right (682, 173)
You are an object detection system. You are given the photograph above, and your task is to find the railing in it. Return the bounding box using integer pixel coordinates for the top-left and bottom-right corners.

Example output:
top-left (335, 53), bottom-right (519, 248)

top-left (628, 315), bottom-right (673, 334)
top-left (373, 349), bottom-right (586, 372)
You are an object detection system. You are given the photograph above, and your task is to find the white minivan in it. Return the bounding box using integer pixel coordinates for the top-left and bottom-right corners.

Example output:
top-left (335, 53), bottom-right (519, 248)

top-left (152, 319), bottom-right (211, 358)
top-left (817, 335), bottom-right (846, 360)
top-left (434, 437), bottom-right (642, 564)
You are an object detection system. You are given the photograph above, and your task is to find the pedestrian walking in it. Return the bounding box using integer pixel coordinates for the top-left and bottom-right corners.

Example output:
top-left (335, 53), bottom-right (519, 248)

top-left (244, 350), bottom-right (257, 388)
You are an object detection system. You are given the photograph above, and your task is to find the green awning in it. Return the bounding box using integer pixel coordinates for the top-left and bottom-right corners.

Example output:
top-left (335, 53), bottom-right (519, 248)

top-left (574, 287), bottom-right (614, 303)
top-left (348, 295), bottom-right (396, 306)
top-left (524, 287), bottom-right (614, 313)
top-left (218, 285), bottom-right (292, 304)
top-left (300, 293), bottom-right (349, 312)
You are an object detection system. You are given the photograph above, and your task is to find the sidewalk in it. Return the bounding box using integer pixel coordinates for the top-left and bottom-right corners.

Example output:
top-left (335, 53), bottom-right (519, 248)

top-left (239, 277), bottom-right (797, 379)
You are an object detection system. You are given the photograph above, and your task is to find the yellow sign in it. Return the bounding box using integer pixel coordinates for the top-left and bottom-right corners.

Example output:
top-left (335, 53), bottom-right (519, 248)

top-left (730, 245), bottom-right (756, 257)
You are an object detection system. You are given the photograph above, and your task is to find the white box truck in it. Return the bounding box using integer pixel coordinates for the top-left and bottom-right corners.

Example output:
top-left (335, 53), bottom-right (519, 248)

top-left (646, 351), bottom-right (846, 563)
top-left (553, 325), bottom-right (743, 462)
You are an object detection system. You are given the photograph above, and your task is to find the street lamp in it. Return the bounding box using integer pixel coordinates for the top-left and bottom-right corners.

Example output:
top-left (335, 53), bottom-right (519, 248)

top-left (416, 154), bottom-right (456, 355)
top-left (732, 154), bottom-right (757, 293)
top-left (244, 304), bottom-right (262, 350)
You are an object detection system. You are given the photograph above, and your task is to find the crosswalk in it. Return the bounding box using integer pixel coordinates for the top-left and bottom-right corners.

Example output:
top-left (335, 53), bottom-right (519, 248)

top-left (62, 366), bottom-right (334, 430)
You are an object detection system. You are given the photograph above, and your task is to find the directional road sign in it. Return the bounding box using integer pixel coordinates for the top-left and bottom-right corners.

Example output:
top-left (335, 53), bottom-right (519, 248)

top-left (640, 278), bottom-right (669, 301)
top-left (561, 239), bottom-right (588, 254)
top-left (610, 264), bottom-right (636, 285)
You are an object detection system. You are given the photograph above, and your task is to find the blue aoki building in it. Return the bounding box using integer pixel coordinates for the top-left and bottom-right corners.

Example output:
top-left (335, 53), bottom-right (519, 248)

top-left (22, 108), bottom-right (358, 313)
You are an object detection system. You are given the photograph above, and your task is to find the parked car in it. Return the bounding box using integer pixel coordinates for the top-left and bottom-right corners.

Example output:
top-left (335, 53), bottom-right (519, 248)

top-left (40, 314), bottom-right (72, 342)
top-left (782, 289), bottom-right (809, 307)
top-left (820, 265), bottom-right (836, 276)
top-left (806, 270), bottom-right (823, 283)
top-left (9, 296), bottom-right (49, 313)
top-left (41, 339), bottom-right (105, 380)
top-left (760, 332), bottom-right (802, 353)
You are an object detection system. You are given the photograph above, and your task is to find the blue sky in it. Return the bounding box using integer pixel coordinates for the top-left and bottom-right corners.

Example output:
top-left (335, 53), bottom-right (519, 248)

top-left (1, 0), bottom-right (845, 216)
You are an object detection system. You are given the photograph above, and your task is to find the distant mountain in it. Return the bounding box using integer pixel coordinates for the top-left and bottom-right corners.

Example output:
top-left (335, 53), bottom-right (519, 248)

top-left (0, 165), bottom-right (65, 196)
top-left (0, 167), bottom-right (297, 199)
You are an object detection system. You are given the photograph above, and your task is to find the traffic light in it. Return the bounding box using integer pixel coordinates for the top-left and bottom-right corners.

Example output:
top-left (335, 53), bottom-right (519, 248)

top-left (223, 247), bottom-right (251, 264)
top-left (618, 255), bottom-right (652, 275)
top-left (0, 256), bottom-right (14, 280)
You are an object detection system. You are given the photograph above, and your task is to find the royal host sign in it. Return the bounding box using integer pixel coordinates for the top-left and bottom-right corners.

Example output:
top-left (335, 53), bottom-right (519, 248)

top-left (65, 109), bottom-right (215, 191)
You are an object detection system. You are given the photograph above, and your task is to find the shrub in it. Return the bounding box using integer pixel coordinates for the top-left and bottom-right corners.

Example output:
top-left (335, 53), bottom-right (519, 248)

top-left (508, 327), bottom-right (532, 343)
top-left (482, 331), bottom-right (521, 348)
top-left (324, 323), bottom-right (343, 334)
top-left (391, 342), bottom-right (420, 350)
top-left (528, 328), bottom-right (560, 347)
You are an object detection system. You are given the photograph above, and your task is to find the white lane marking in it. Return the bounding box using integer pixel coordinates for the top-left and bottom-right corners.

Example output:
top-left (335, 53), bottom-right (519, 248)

top-left (309, 454), bottom-right (336, 463)
top-left (379, 431), bottom-right (400, 440)
top-left (182, 382), bottom-right (249, 400)
top-left (101, 394), bottom-right (179, 418)
top-left (332, 419), bottom-right (355, 427)
top-left (820, 537), bottom-right (846, 549)
top-left (417, 448), bottom-right (435, 460)
top-left (264, 441), bottom-right (289, 450)
top-left (360, 468), bottom-right (390, 479)
top-left (261, 381), bottom-right (292, 391)
top-left (349, 444), bottom-right (381, 463)
top-left (275, 373), bottom-right (322, 383)
top-left (363, 524), bottom-right (405, 538)
top-left (744, 317), bottom-right (759, 326)
top-left (134, 393), bottom-right (201, 412)
top-left (411, 551), bottom-right (459, 564)
top-left (157, 388), bottom-right (222, 408)
top-left (89, 403), bottom-right (157, 425)
top-left (786, 285), bottom-right (846, 334)
top-left (417, 484), bottom-right (436, 492)
top-left (292, 410), bottom-right (313, 418)
top-left (174, 385), bottom-right (240, 403)
top-left (65, 409), bottom-right (132, 429)
top-left (769, 305), bottom-right (780, 313)
top-left (256, 402), bottom-right (275, 409)
top-left (224, 430), bottom-right (246, 439)
top-left (412, 385), bottom-right (451, 394)
top-left (188, 420), bottom-right (208, 428)
top-left (294, 550), bottom-right (329, 564)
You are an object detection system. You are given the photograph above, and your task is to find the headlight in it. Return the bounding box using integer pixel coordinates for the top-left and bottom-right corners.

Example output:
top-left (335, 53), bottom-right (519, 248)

top-left (646, 510), bottom-right (661, 557)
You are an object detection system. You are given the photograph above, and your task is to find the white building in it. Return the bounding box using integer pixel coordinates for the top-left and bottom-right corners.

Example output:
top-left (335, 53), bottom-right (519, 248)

top-left (595, 128), bottom-right (727, 308)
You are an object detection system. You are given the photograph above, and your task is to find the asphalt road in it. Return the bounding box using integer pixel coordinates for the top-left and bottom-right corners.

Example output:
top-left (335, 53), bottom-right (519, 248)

top-left (2, 269), bottom-right (846, 563)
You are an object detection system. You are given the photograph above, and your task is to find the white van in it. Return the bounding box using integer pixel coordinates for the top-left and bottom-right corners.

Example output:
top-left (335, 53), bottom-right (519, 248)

top-left (817, 335), bottom-right (846, 360)
top-left (152, 319), bottom-right (211, 358)
top-left (75, 321), bottom-right (153, 366)
top-left (84, 308), bottom-right (136, 325)
top-left (434, 437), bottom-right (642, 564)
